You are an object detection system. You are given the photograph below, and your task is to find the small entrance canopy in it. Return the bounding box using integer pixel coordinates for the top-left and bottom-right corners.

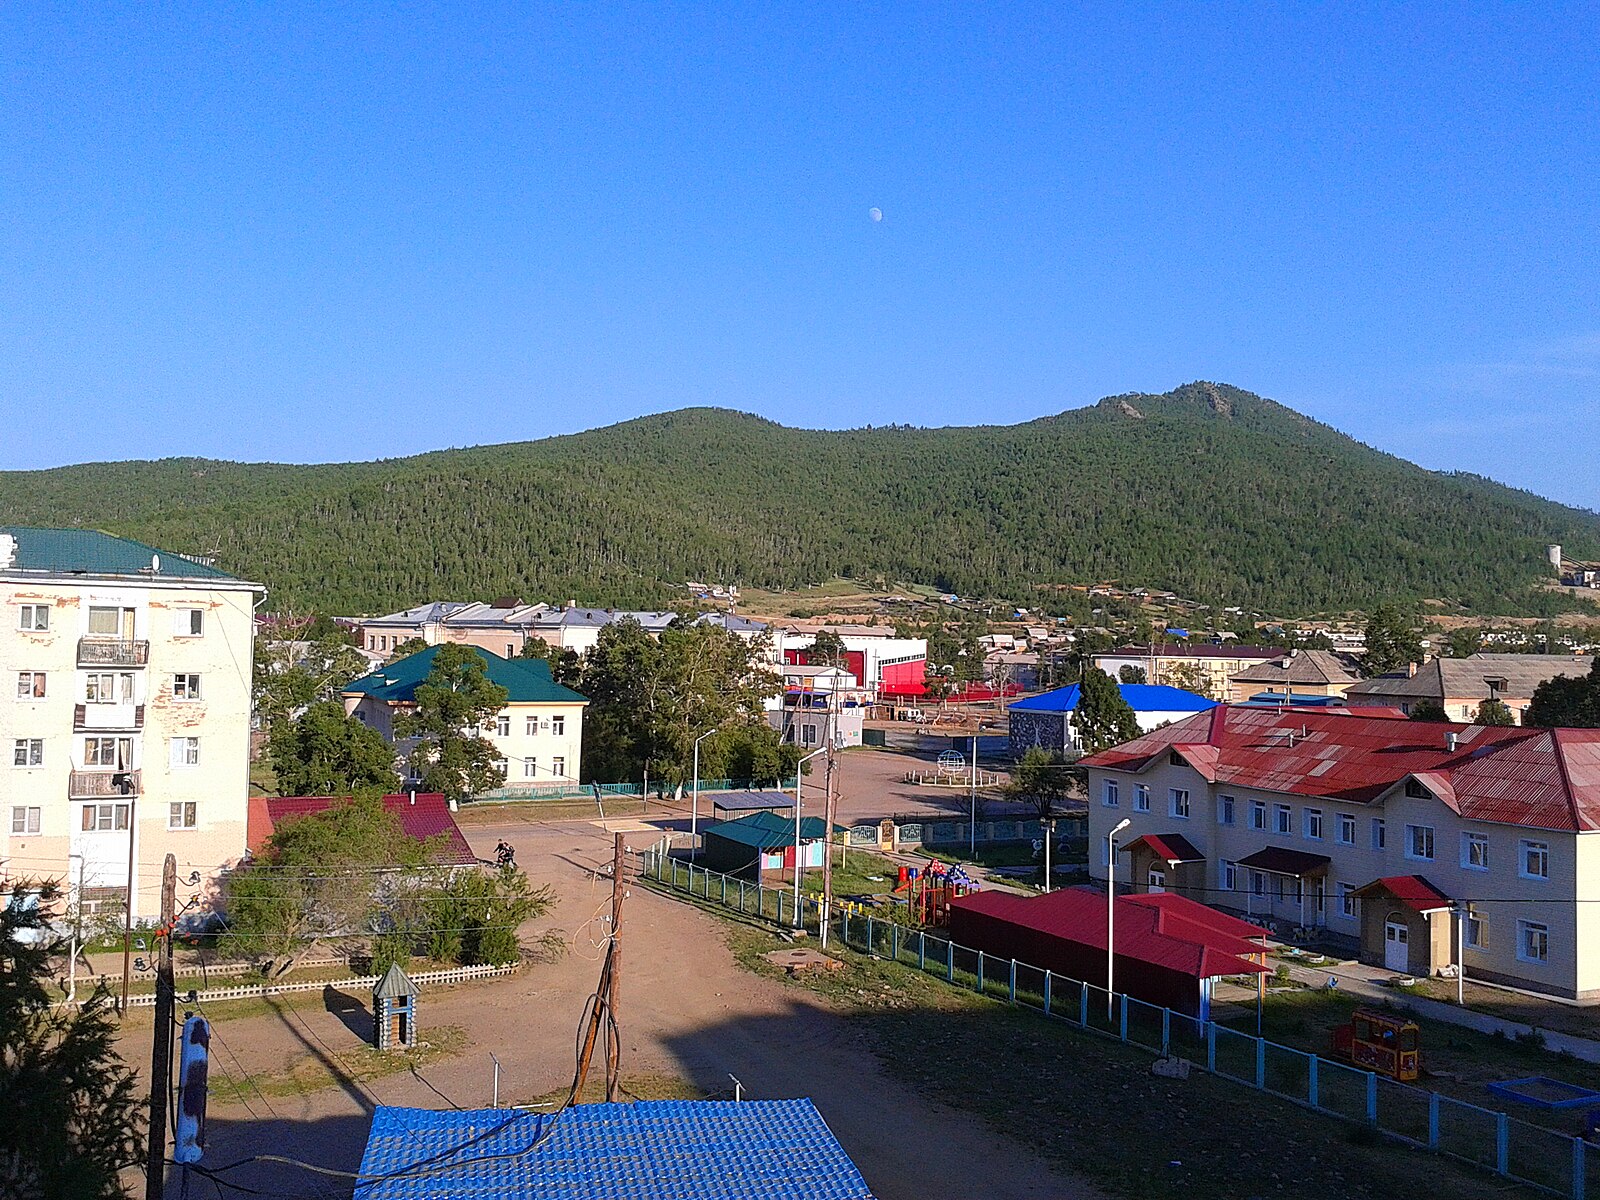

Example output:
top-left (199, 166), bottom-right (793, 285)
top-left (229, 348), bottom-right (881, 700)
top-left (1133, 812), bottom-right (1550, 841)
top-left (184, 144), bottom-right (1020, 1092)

top-left (1352, 874), bottom-right (1453, 915)
top-left (1236, 847), bottom-right (1332, 877)
top-left (711, 791), bottom-right (795, 820)
top-left (1121, 833), bottom-right (1205, 864)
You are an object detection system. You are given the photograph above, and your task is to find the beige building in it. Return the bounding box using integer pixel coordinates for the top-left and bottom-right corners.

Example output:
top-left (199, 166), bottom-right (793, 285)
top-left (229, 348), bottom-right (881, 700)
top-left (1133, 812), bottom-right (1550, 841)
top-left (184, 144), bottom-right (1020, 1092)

top-left (1226, 648), bottom-right (1363, 703)
top-left (1344, 653), bottom-right (1593, 723)
top-left (343, 645), bottom-right (587, 790)
top-left (1084, 706), bottom-right (1600, 999)
top-left (1, 527), bottom-right (262, 922)
top-left (1092, 643), bottom-right (1279, 700)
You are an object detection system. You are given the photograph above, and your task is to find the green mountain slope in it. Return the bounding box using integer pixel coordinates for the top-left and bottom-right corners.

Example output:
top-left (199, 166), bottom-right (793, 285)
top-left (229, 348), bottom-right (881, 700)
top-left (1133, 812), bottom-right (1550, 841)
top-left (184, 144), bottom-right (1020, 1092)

top-left (3, 382), bottom-right (1596, 615)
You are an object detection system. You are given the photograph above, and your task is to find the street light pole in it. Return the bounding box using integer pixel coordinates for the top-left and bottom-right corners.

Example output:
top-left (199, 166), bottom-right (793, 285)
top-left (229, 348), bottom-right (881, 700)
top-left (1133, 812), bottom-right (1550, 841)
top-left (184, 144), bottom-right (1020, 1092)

top-left (67, 853), bottom-right (85, 1005)
top-left (1455, 902), bottom-right (1467, 1006)
top-left (1107, 818), bottom-right (1130, 1018)
top-left (691, 729), bottom-right (714, 860)
top-left (793, 747), bottom-right (828, 930)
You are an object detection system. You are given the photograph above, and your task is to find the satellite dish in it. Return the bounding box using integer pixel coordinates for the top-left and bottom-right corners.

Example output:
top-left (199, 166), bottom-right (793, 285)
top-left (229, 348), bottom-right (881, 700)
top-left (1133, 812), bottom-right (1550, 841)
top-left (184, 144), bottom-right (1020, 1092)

top-left (150, 554), bottom-right (160, 573)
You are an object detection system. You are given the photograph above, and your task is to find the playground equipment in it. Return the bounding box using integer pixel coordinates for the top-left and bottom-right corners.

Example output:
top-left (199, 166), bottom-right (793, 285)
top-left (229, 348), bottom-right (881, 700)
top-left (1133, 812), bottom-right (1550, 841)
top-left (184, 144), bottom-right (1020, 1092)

top-left (892, 860), bottom-right (978, 927)
top-left (1330, 1008), bottom-right (1421, 1082)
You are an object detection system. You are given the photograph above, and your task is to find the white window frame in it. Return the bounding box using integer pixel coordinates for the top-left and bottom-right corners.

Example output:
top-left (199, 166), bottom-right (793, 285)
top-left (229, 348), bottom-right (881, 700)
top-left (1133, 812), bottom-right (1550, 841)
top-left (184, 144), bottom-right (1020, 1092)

top-left (551, 715), bottom-right (566, 736)
top-left (1250, 870), bottom-right (1265, 897)
top-left (82, 803), bottom-right (130, 832)
top-left (11, 806), bottom-right (41, 834)
top-left (12, 739), bottom-right (43, 767)
top-left (1461, 832), bottom-right (1489, 872)
top-left (1339, 882), bottom-right (1356, 919)
top-left (1102, 780), bottom-right (1119, 808)
top-left (85, 672), bottom-right (133, 704)
top-left (1217, 794), bottom-right (1235, 826)
top-left (84, 737), bottom-right (131, 768)
top-left (1222, 861), bottom-right (1237, 891)
top-left (173, 608), bottom-right (205, 637)
top-left (1372, 818), bottom-right (1386, 851)
top-left (495, 714), bottom-right (510, 738)
top-left (1337, 813), bottom-right (1356, 845)
top-left (172, 673), bottom-right (202, 701)
top-left (523, 756), bottom-right (537, 778)
top-left (1406, 824), bottom-right (1435, 862)
top-left (168, 801), bottom-right (198, 830)
top-left (17, 604), bottom-right (50, 631)
top-left (1517, 919), bottom-right (1549, 964)
top-left (552, 756), bottom-right (566, 779)
top-left (1249, 799), bottom-right (1267, 831)
top-left (1169, 788), bottom-right (1190, 819)
top-left (1465, 912), bottom-right (1485, 949)
top-left (526, 716), bottom-right (538, 736)
top-left (15, 672), bottom-right (46, 700)
top-left (1520, 840), bottom-right (1550, 881)
top-left (170, 737), bottom-right (200, 768)
top-left (1133, 784), bottom-right (1151, 813)
top-left (1305, 808), bottom-right (1323, 840)
top-left (1274, 804), bottom-right (1292, 835)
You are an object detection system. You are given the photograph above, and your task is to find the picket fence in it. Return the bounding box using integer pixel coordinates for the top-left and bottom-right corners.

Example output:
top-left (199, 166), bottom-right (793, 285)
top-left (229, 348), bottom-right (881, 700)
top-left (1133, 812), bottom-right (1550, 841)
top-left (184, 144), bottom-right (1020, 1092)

top-left (120, 961), bottom-right (519, 1008)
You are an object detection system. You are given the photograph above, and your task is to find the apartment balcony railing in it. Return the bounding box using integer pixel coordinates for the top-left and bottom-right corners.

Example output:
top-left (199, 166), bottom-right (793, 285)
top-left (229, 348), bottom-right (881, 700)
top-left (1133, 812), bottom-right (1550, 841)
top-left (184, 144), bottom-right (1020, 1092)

top-left (68, 770), bottom-right (141, 800)
top-left (73, 703), bottom-right (145, 732)
top-left (77, 638), bottom-right (150, 668)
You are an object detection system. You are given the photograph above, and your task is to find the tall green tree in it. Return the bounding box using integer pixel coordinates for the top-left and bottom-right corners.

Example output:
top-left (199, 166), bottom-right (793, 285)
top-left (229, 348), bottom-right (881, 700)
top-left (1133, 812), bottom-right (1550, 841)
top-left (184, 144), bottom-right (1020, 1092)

top-left (1364, 606), bottom-right (1424, 676)
top-left (269, 700), bottom-right (398, 796)
top-left (808, 629), bottom-right (848, 669)
top-left (253, 630), bottom-right (371, 732)
top-left (1525, 660), bottom-right (1600, 728)
top-left (1118, 665), bottom-right (1147, 684)
top-left (0, 883), bottom-right (143, 1198)
top-left (1474, 698), bottom-right (1516, 726)
top-left (1444, 627), bottom-right (1484, 658)
top-left (1073, 667), bottom-right (1142, 754)
top-left (1409, 700), bottom-right (1449, 722)
top-left (395, 644), bottom-right (510, 802)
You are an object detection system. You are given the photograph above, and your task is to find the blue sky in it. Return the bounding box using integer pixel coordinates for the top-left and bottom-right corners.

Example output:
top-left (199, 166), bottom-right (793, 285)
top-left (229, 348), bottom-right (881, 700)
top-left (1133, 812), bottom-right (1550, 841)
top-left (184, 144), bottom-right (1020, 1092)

top-left (2, 4), bottom-right (1597, 510)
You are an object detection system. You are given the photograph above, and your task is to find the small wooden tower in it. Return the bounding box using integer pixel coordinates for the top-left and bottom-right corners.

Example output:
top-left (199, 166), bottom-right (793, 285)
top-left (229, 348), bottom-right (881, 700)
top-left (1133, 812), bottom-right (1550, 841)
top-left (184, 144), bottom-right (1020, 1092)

top-left (373, 964), bottom-right (417, 1051)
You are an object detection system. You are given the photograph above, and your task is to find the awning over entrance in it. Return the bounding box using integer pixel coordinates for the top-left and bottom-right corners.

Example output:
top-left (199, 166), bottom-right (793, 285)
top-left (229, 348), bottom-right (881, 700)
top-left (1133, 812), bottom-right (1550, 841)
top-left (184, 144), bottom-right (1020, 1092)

top-left (1352, 874), bottom-right (1453, 915)
top-left (1236, 847), bottom-right (1332, 877)
top-left (1121, 833), bottom-right (1205, 864)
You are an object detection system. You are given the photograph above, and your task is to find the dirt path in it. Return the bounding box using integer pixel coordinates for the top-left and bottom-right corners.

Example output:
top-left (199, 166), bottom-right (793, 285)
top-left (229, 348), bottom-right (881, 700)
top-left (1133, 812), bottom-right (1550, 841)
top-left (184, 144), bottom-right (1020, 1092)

top-left (177, 818), bottom-right (1099, 1199)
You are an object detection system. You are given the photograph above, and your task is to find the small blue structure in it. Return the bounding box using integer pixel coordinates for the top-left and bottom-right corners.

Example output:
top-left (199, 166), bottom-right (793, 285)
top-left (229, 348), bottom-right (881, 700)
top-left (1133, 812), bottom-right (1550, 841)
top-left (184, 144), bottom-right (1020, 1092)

top-left (1486, 1076), bottom-right (1600, 1110)
top-left (700, 811), bottom-right (835, 882)
top-left (1007, 683), bottom-right (1216, 756)
top-left (355, 1098), bottom-right (876, 1199)
top-left (373, 963), bottom-right (417, 1051)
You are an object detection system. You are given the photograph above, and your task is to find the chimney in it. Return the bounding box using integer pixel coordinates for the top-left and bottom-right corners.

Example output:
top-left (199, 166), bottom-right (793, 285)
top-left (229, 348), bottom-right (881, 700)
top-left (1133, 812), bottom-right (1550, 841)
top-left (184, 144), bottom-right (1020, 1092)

top-left (409, 789), bottom-right (416, 805)
top-left (1407, 661), bottom-right (1419, 677)
top-left (1446, 732), bottom-right (1460, 752)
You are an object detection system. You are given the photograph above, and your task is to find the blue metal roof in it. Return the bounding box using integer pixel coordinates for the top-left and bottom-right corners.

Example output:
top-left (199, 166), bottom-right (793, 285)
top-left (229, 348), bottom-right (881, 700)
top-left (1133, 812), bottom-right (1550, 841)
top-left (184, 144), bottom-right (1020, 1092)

top-left (1007, 683), bottom-right (1217, 714)
top-left (355, 1099), bottom-right (875, 1199)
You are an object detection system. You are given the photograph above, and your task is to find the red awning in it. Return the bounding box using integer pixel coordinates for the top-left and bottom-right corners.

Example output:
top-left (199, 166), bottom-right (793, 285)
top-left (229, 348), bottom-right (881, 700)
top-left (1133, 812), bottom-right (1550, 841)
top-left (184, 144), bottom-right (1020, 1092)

top-left (1353, 875), bottom-right (1453, 915)
top-left (1121, 833), bottom-right (1205, 864)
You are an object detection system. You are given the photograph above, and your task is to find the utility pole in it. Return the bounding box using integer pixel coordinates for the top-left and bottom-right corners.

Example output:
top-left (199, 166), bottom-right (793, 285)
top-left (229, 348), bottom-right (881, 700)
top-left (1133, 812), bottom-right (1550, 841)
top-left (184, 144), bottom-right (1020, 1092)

top-left (145, 853), bottom-right (177, 1200)
top-left (571, 833), bottom-right (628, 1104)
top-left (119, 791), bottom-right (140, 1015)
top-left (820, 755), bottom-right (837, 949)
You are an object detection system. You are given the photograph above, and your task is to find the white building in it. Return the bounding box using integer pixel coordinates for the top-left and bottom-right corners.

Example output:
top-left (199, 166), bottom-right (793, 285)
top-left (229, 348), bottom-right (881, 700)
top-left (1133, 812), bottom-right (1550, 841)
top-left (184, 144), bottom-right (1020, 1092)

top-left (766, 665), bottom-right (865, 750)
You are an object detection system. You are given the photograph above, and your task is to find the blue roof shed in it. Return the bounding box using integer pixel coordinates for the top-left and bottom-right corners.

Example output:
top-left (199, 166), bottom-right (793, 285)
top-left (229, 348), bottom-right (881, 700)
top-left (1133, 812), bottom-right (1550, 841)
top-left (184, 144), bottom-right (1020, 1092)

top-left (354, 1099), bottom-right (876, 1199)
top-left (1007, 683), bottom-right (1216, 714)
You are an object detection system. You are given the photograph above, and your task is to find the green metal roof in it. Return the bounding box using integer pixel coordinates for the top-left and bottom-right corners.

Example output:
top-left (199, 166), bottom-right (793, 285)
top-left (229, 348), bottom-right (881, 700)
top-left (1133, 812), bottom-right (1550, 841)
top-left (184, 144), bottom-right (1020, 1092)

top-left (0, 526), bottom-right (241, 581)
top-left (702, 810), bottom-right (836, 850)
top-left (343, 644), bottom-right (588, 705)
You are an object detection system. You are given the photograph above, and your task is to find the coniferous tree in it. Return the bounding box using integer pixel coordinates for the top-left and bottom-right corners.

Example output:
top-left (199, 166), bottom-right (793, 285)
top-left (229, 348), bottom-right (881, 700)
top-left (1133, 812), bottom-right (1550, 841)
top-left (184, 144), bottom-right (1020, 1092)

top-left (1073, 667), bottom-right (1142, 754)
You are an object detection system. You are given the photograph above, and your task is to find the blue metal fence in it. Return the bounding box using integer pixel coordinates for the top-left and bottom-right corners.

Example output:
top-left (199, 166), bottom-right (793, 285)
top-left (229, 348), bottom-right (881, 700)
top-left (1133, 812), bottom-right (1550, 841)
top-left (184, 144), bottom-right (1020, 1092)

top-left (641, 847), bottom-right (1592, 1199)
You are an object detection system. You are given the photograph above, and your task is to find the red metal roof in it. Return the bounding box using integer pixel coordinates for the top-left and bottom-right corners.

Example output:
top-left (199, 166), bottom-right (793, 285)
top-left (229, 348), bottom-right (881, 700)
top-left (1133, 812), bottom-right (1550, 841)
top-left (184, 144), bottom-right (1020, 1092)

top-left (1080, 706), bottom-right (1600, 832)
top-left (1354, 875), bottom-right (1453, 914)
top-left (1121, 833), bottom-right (1205, 863)
top-left (247, 793), bottom-right (477, 866)
top-left (949, 887), bottom-right (1269, 980)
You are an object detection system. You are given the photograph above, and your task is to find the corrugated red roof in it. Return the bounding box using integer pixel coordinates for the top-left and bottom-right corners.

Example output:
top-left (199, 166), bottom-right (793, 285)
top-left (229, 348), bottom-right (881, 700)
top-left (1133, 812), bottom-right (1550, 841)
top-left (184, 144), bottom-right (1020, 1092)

top-left (248, 793), bottom-right (477, 865)
top-left (1121, 833), bottom-right (1205, 863)
top-left (1080, 707), bottom-right (1600, 832)
top-left (949, 887), bottom-right (1269, 980)
top-left (1354, 875), bottom-right (1453, 914)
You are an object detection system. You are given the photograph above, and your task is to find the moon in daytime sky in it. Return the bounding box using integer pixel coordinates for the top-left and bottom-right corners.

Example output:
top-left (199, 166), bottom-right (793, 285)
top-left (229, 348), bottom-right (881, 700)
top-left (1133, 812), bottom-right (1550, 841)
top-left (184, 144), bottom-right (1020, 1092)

top-left (869, 207), bottom-right (883, 222)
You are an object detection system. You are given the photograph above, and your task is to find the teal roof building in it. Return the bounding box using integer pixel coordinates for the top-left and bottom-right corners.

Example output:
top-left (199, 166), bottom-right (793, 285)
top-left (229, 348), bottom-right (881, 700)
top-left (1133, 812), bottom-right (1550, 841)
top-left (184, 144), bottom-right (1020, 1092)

top-left (343, 644), bottom-right (588, 706)
top-left (0, 525), bottom-right (248, 582)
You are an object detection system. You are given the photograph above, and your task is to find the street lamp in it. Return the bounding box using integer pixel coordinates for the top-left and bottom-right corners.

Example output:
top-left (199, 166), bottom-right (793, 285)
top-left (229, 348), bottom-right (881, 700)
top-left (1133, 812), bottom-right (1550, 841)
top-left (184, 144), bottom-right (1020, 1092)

top-left (793, 747), bottom-right (829, 929)
top-left (67, 853), bottom-right (85, 1005)
top-left (1107, 818), bottom-right (1130, 1017)
top-left (691, 729), bottom-right (715, 859)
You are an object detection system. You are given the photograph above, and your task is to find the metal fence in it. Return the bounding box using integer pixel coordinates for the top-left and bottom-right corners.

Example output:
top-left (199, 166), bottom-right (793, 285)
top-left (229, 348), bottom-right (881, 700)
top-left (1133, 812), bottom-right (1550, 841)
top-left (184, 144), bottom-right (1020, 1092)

top-left (641, 848), bottom-right (1596, 1200)
top-left (470, 777), bottom-right (798, 804)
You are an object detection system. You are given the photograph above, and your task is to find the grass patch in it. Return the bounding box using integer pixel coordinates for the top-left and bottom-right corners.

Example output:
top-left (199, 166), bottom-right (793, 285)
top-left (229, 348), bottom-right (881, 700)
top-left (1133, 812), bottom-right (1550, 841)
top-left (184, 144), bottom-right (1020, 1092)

top-left (516, 1072), bottom-right (708, 1109)
top-left (802, 851), bottom-right (903, 899)
top-left (209, 1024), bottom-right (469, 1103)
top-left (457, 798), bottom-right (650, 824)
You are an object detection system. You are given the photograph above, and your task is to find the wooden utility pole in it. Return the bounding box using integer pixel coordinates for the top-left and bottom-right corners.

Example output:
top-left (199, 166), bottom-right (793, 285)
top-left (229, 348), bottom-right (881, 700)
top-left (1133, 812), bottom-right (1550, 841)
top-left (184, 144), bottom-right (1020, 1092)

top-left (820, 756), bottom-right (837, 948)
top-left (570, 833), bottom-right (628, 1105)
top-left (145, 853), bottom-right (177, 1200)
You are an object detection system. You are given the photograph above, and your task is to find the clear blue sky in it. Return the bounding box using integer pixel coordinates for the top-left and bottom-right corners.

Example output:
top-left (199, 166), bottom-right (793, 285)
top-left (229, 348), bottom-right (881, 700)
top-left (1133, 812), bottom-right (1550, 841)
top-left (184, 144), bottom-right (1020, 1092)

top-left (3, 4), bottom-right (1597, 509)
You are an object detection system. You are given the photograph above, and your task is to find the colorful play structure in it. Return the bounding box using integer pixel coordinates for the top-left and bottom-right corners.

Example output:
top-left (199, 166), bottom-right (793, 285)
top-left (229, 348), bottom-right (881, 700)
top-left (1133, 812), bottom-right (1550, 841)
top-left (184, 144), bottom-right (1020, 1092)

top-left (1330, 1008), bottom-right (1422, 1082)
top-left (892, 860), bottom-right (978, 927)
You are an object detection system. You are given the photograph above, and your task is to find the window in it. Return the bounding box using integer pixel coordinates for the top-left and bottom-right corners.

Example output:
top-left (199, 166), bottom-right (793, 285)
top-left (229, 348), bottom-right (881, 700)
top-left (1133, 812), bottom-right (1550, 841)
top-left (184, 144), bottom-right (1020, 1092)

top-left (1461, 832), bottom-right (1489, 871)
top-left (1169, 788), bottom-right (1190, 819)
top-left (1372, 818), bottom-right (1386, 850)
top-left (1521, 840), bottom-right (1550, 880)
top-left (522, 756), bottom-right (537, 778)
top-left (1223, 862), bottom-right (1237, 891)
top-left (1305, 808), bottom-right (1323, 840)
top-left (15, 672), bottom-right (45, 700)
top-left (17, 604), bottom-right (49, 631)
top-left (11, 806), bottom-right (40, 835)
top-left (84, 737), bottom-right (131, 767)
top-left (168, 802), bottom-right (197, 830)
top-left (1517, 920), bottom-right (1549, 964)
top-left (169, 737), bottom-right (200, 767)
top-left (81, 803), bottom-right (130, 831)
top-left (495, 714), bottom-right (510, 737)
top-left (526, 716), bottom-right (538, 736)
top-left (1250, 799), bottom-right (1267, 830)
top-left (1274, 804), bottom-right (1292, 835)
top-left (1102, 780), bottom-right (1119, 807)
top-left (551, 715), bottom-right (566, 736)
top-left (174, 609), bottom-right (205, 637)
top-left (1406, 824), bottom-right (1435, 861)
top-left (1338, 813), bottom-right (1356, 845)
top-left (1133, 785), bottom-right (1150, 813)
top-left (1465, 912), bottom-right (1485, 949)
top-left (552, 756), bottom-right (566, 779)
top-left (88, 606), bottom-right (130, 636)
top-left (172, 674), bottom-right (202, 700)
top-left (1251, 871), bottom-right (1265, 897)
top-left (1339, 882), bottom-right (1357, 919)
top-left (506, 643), bottom-right (516, 657)
top-left (1404, 778), bottom-right (1430, 799)
top-left (1218, 794), bottom-right (1235, 826)
top-left (12, 739), bottom-right (42, 767)
top-left (85, 673), bottom-right (133, 703)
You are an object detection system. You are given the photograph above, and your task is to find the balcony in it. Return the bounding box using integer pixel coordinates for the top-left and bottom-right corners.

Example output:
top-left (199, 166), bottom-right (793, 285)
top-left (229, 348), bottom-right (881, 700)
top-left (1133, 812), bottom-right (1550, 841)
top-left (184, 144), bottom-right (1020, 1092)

top-left (77, 638), bottom-right (150, 668)
top-left (68, 770), bottom-right (141, 800)
top-left (74, 703), bottom-right (145, 732)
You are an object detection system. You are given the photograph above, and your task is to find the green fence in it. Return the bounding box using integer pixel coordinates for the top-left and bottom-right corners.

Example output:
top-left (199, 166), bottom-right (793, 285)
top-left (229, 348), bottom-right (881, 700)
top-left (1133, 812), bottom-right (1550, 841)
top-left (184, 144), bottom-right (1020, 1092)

top-left (641, 847), bottom-right (1594, 1200)
top-left (469, 777), bottom-right (798, 803)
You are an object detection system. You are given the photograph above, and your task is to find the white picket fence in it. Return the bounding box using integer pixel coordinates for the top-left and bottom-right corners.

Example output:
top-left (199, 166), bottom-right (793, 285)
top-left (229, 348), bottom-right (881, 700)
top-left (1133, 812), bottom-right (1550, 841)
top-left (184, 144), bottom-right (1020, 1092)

top-left (120, 960), bottom-right (519, 1008)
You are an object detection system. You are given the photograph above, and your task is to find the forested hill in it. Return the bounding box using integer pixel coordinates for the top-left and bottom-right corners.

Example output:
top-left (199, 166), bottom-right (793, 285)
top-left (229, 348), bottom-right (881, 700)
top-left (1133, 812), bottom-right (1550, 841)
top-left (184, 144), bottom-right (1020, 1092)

top-left (4, 382), bottom-right (1597, 615)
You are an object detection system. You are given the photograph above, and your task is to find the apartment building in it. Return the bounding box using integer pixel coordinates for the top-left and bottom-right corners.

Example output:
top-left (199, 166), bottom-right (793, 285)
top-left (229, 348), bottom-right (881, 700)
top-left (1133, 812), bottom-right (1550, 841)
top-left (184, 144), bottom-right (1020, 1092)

top-left (1092, 643), bottom-right (1280, 699)
top-left (1344, 653), bottom-right (1593, 723)
top-left (342, 645), bottom-right (587, 789)
top-left (1226, 648), bottom-right (1363, 703)
top-left (1083, 706), bottom-right (1600, 999)
top-left (1, 527), bottom-right (262, 922)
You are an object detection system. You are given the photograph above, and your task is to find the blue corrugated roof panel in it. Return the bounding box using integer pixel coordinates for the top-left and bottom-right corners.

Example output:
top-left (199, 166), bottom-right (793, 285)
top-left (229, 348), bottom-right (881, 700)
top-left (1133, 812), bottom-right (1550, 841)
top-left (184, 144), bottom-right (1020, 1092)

top-left (1007, 683), bottom-right (1217, 714)
top-left (354, 1099), bottom-right (876, 1199)
top-left (343, 644), bottom-right (588, 705)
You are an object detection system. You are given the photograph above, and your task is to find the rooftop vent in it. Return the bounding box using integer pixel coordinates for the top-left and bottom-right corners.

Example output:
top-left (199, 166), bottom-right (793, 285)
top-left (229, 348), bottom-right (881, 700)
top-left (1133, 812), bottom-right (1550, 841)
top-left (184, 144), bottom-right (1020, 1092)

top-left (1446, 731), bottom-right (1460, 752)
top-left (0, 533), bottom-right (15, 569)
